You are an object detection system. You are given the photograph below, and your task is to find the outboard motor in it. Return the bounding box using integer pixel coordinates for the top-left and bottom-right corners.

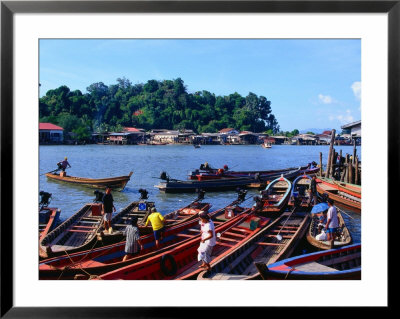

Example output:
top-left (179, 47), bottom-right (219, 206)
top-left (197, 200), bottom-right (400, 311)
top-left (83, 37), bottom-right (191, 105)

top-left (237, 188), bottom-right (247, 202)
top-left (93, 190), bottom-right (104, 203)
top-left (160, 171), bottom-right (170, 182)
top-left (139, 188), bottom-right (149, 200)
top-left (196, 188), bottom-right (205, 201)
top-left (39, 191), bottom-right (52, 209)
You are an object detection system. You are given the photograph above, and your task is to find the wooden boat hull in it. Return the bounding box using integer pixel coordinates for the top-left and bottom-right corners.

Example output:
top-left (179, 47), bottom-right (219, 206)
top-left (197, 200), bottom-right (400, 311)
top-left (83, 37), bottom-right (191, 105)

top-left (45, 171), bottom-right (133, 191)
top-left (197, 210), bottom-right (310, 280)
top-left (287, 175), bottom-right (313, 208)
top-left (317, 182), bottom-right (361, 213)
top-left (255, 243), bottom-right (361, 280)
top-left (318, 177), bottom-right (361, 199)
top-left (258, 176), bottom-right (292, 214)
top-left (39, 207), bottom-right (61, 241)
top-left (39, 198), bottom-right (242, 280)
top-left (97, 200), bottom-right (211, 246)
top-left (157, 168), bottom-right (303, 193)
top-left (39, 203), bottom-right (104, 259)
top-left (306, 208), bottom-right (352, 250)
top-left (97, 206), bottom-right (261, 280)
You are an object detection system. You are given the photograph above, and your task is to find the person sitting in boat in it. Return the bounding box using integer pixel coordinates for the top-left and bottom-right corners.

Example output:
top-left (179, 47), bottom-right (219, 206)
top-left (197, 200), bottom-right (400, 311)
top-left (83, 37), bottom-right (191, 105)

top-left (144, 207), bottom-right (165, 249)
top-left (200, 162), bottom-right (211, 170)
top-left (56, 157), bottom-right (71, 172)
top-left (316, 223), bottom-right (327, 241)
top-left (217, 168), bottom-right (224, 176)
top-left (122, 217), bottom-right (143, 262)
top-left (223, 164), bottom-right (229, 171)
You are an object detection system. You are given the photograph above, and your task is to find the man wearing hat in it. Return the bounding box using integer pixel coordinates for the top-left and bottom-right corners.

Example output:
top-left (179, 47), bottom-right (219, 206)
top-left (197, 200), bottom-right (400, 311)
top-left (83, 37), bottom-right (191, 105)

top-left (197, 211), bottom-right (216, 271)
top-left (325, 198), bottom-right (339, 248)
top-left (56, 157), bottom-right (71, 172)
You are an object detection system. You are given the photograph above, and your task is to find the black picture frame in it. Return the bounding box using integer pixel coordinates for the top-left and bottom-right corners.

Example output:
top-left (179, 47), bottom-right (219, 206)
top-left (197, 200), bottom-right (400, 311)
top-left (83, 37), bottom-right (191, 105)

top-left (1, 0), bottom-right (395, 317)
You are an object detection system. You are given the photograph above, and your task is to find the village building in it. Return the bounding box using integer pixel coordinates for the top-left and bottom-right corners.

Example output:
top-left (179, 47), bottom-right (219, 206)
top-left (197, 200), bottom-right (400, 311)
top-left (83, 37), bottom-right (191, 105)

top-left (219, 128), bottom-right (239, 144)
top-left (273, 136), bottom-right (289, 145)
top-left (150, 129), bottom-right (180, 144)
top-left (341, 120), bottom-right (361, 144)
top-left (238, 131), bottom-right (258, 144)
top-left (39, 123), bottom-right (64, 144)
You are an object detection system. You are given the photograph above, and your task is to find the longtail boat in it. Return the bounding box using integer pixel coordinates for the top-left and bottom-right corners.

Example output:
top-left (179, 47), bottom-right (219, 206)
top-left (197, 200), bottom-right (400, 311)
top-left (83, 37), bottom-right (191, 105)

top-left (45, 171), bottom-right (133, 191)
top-left (39, 203), bottom-right (104, 259)
top-left (97, 196), bottom-right (211, 245)
top-left (39, 196), bottom-right (245, 280)
top-left (316, 180), bottom-right (361, 213)
top-left (256, 176), bottom-right (292, 214)
top-left (197, 209), bottom-right (310, 280)
top-left (255, 243), bottom-right (361, 280)
top-left (306, 207), bottom-right (352, 250)
top-left (287, 174), bottom-right (312, 208)
top-left (318, 177), bottom-right (361, 199)
top-left (39, 207), bottom-right (61, 241)
top-left (189, 165), bottom-right (309, 181)
top-left (156, 168), bottom-right (302, 193)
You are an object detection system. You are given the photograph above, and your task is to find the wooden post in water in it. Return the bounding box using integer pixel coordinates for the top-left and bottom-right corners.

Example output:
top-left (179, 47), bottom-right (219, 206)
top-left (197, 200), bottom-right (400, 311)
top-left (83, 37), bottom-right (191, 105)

top-left (338, 149), bottom-right (342, 180)
top-left (349, 157), bottom-right (354, 184)
top-left (355, 156), bottom-right (359, 185)
top-left (319, 152), bottom-right (323, 177)
top-left (353, 140), bottom-right (357, 165)
top-left (326, 129), bottom-right (336, 179)
top-left (330, 149), bottom-right (336, 179)
top-left (345, 154), bottom-right (350, 183)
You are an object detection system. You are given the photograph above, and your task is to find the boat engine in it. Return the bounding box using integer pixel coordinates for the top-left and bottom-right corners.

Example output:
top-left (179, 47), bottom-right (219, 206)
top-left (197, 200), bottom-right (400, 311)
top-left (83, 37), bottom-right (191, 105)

top-left (160, 171), bottom-right (170, 182)
top-left (139, 188), bottom-right (149, 200)
top-left (39, 191), bottom-right (52, 209)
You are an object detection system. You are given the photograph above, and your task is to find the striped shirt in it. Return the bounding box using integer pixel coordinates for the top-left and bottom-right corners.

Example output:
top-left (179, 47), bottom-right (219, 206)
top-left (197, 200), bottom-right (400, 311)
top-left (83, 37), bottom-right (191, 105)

top-left (124, 225), bottom-right (140, 254)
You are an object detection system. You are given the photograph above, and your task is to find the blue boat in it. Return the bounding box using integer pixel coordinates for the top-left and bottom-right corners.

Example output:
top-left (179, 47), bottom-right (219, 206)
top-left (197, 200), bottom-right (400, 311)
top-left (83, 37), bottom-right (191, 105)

top-left (255, 243), bottom-right (361, 280)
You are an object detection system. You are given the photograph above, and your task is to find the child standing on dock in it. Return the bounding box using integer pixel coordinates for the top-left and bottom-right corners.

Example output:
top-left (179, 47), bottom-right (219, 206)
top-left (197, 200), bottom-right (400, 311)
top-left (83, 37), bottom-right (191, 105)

top-left (197, 211), bottom-right (216, 271)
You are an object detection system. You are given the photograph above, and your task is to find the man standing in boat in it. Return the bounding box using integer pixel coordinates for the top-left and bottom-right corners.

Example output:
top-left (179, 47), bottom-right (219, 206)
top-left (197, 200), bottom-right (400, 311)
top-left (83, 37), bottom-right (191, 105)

top-left (102, 187), bottom-right (116, 234)
top-left (56, 157), bottom-right (71, 172)
top-left (197, 211), bottom-right (216, 271)
top-left (325, 198), bottom-right (339, 248)
top-left (144, 207), bottom-right (165, 249)
top-left (310, 175), bottom-right (318, 205)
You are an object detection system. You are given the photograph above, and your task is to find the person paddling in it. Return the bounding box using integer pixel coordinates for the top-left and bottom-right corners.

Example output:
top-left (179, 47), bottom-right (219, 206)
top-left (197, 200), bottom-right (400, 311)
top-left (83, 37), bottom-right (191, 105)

top-left (56, 157), bottom-right (71, 172)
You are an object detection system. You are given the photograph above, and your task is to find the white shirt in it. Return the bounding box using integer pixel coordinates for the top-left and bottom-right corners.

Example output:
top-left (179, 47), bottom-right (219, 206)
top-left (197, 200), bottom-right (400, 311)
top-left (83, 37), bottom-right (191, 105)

top-left (201, 220), bottom-right (216, 247)
top-left (327, 205), bottom-right (339, 228)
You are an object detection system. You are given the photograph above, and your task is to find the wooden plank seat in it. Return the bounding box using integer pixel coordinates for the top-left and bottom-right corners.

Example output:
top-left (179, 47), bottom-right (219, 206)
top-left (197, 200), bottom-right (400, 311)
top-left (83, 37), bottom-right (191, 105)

top-left (72, 225), bottom-right (98, 229)
top-left (217, 241), bottom-right (235, 248)
top-left (175, 233), bottom-right (194, 238)
top-left (271, 229), bottom-right (297, 233)
top-left (68, 229), bottom-right (96, 233)
top-left (265, 234), bottom-right (292, 239)
top-left (231, 226), bottom-right (253, 233)
top-left (187, 228), bottom-right (201, 232)
top-left (219, 236), bottom-right (240, 243)
top-left (223, 231), bottom-right (247, 239)
top-left (256, 242), bottom-right (286, 246)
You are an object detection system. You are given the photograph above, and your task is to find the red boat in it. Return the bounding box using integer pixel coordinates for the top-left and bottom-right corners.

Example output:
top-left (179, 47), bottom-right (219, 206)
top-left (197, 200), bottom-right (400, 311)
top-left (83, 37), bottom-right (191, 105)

top-left (39, 196), bottom-right (243, 280)
top-left (97, 205), bottom-right (264, 280)
top-left (317, 177), bottom-right (361, 199)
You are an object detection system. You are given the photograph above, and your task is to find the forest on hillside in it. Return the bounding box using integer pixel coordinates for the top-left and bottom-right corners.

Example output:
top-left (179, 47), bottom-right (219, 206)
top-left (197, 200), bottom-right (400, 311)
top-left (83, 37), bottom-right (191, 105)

top-left (39, 77), bottom-right (280, 141)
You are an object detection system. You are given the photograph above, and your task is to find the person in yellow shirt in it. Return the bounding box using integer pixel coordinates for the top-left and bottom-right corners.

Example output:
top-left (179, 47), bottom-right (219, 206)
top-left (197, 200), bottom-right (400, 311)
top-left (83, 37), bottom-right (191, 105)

top-left (144, 207), bottom-right (165, 249)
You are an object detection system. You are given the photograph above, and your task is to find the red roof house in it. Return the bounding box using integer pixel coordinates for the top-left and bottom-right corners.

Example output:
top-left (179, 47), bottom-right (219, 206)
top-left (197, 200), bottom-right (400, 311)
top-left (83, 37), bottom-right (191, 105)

top-left (39, 122), bottom-right (64, 144)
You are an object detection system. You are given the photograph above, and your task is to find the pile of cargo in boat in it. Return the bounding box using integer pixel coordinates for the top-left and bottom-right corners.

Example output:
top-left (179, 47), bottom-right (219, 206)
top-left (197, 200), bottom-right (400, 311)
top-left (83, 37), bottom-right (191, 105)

top-left (45, 171), bottom-right (133, 191)
top-left (255, 243), bottom-right (361, 280)
top-left (197, 209), bottom-right (310, 280)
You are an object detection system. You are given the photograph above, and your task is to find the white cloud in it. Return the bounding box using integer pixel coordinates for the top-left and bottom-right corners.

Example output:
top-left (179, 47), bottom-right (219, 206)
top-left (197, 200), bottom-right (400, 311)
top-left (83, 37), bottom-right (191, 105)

top-left (318, 94), bottom-right (333, 104)
top-left (351, 81), bottom-right (361, 101)
top-left (329, 109), bottom-right (354, 124)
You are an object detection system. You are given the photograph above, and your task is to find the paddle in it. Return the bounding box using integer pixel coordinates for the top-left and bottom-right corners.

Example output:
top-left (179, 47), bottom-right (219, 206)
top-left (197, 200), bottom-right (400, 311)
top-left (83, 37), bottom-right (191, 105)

top-left (40, 168), bottom-right (59, 176)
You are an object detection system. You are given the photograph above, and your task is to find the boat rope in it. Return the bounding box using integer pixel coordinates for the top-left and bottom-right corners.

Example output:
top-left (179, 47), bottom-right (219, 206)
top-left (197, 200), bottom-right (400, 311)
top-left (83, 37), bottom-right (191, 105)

top-left (275, 206), bottom-right (297, 239)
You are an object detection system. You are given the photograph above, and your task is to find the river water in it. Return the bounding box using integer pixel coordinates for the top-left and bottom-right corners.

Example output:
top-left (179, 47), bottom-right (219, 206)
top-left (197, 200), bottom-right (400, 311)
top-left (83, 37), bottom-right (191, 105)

top-left (39, 144), bottom-right (361, 246)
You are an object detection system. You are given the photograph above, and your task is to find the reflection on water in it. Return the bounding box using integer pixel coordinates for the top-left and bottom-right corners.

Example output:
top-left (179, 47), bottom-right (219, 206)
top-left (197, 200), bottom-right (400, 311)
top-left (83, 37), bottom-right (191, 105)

top-left (40, 144), bottom-right (361, 243)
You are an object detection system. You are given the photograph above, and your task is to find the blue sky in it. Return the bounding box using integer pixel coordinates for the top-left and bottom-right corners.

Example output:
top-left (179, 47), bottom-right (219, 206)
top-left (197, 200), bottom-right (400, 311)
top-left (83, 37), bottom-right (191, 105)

top-left (39, 39), bottom-right (361, 132)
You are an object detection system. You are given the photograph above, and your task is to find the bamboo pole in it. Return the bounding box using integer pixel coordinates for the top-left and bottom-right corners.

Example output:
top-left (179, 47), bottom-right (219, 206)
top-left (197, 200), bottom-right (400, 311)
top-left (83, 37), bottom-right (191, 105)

top-left (319, 152), bottom-right (323, 177)
top-left (326, 129), bottom-right (336, 179)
